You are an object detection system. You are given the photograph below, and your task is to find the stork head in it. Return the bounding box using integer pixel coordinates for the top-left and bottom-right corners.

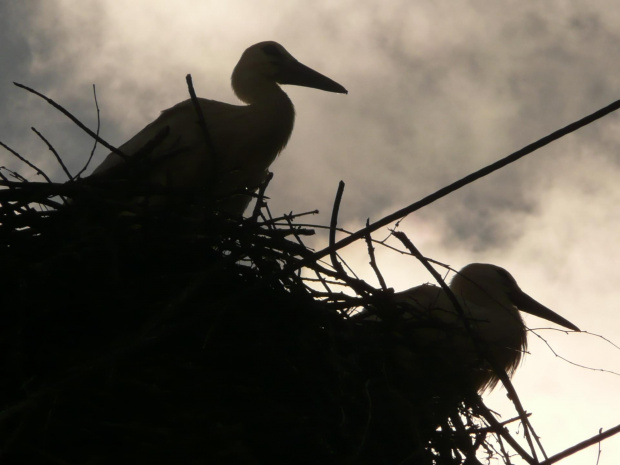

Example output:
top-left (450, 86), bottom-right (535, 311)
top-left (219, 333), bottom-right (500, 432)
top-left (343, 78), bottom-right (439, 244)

top-left (448, 263), bottom-right (579, 391)
top-left (231, 41), bottom-right (347, 104)
top-left (451, 263), bottom-right (580, 332)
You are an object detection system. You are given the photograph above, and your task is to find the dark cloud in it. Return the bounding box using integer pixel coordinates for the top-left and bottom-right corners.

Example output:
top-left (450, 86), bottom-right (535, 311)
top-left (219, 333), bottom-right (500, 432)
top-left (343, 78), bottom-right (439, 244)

top-left (0, 3), bottom-right (35, 86)
top-left (0, 2), bottom-right (37, 146)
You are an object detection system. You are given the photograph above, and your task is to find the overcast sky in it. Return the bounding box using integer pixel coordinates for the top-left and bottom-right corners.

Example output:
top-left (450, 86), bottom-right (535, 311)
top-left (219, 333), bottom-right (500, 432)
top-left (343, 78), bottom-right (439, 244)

top-left (1, 1), bottom-right (619, 463)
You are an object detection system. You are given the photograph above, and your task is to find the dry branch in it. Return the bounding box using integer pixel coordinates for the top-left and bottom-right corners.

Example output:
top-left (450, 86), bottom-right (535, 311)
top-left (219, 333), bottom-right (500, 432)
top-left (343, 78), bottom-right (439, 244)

top-left (288, 98), bottom-right (620, 275)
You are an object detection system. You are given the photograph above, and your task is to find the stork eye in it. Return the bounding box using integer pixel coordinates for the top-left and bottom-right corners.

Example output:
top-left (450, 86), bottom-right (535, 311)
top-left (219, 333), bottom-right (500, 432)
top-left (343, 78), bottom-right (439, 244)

top-left (262, 44), bottom-right (282, 57)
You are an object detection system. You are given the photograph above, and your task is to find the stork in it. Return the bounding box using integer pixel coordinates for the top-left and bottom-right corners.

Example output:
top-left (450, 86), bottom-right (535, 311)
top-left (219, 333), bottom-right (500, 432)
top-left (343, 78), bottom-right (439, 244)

top-left (89, 41), bottom-right (347, 215)
top-left (359, 263), bottom-right (580, 392)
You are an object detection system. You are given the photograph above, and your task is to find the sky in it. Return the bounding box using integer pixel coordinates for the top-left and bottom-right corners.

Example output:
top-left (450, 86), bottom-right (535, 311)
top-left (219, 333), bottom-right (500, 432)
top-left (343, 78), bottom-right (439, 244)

top-left (1, 1), bottom-right (619, 463)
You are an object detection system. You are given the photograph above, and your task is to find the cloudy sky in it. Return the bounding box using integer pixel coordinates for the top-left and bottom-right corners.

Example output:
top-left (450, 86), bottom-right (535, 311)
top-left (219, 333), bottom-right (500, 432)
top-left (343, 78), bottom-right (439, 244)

top-left (2, 1), bottom-right (619, 463)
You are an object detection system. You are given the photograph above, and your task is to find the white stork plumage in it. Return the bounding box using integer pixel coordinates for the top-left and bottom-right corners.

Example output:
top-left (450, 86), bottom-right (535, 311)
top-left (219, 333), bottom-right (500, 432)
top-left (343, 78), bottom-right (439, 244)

top-left (90, 41), bottom-right (347, 215)
top-left (359, 263), bottom-right (580, 392)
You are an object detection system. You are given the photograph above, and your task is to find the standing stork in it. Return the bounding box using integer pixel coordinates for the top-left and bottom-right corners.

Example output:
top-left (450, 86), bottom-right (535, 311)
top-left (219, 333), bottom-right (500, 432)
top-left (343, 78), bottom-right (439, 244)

top-left (90, 41), bottom-right (347, 215)
top-left (359, 263), bottom-right (580, 392)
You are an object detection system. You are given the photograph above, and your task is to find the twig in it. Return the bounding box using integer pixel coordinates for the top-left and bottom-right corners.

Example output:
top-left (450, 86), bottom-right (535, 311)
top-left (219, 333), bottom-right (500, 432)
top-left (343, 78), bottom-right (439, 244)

top-left (329, 181), bottom-right (346, 275)
top-left (451, 413), bottom-right (484, 464)
top-left (475, 412), bottom-right (532, 433)
top-left (76, 84), bottom-right (101, 179)
top-left (364, 218), bottom-right (388, 291)
top-left (282, 212), bottom-right (310, 250)
top-left (337, 251), bottom-right (362, 280)
top-left (14, 82), bottom-right (126, 159)
top-left (324, 182), bottom-right (375, 296)
top-left (262, 210), bottom-right (320, 226)
top-left (312, 269), bottom-right (332, 294)
top-left (392, 232), bottom-right (471, 333)
top-left (530, 330), bottom-right (620, 376)
top-left (31, 127), bottom-right (72, 180)
top-left (538, 423), bottom-right (620, 465)
top-left (251, 172), bottom-right (274, 221)
top-left (0, 141), bottom-right (52, 183)
top-left (0, 168), bottom-right (28, 183)
top-left (270, 220), bottom-right (417, 256)
top-left (495, 434), bottom-right (514, 465)
top-left (286, 98), bottom-right (620, 275)
top-left (475, 401), bottom-right (536, 465)
top-left (579, 331), bottom-right (620, 351)
top-left (185, 74), bottom-right (218, 183)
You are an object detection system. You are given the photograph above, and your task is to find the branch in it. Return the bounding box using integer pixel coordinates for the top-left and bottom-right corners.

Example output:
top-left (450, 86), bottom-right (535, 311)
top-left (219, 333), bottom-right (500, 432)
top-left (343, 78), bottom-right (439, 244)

top-left (329, 181), bottom-right (346, 275)
top-left (286, 98), bottom-right (620, 275)
top-left (364, 218), bottom-right (388, 291)
top-left (539, 423), bottom-right (620, 465)
top-left (0, 141), bottom-right (52, 183)
top-left (31, 127), bottom-right (72, 180)
top-left (475, 400), bottom-right (537, 465)
top-left (250, 172), bottom-right (274, 221)
top-left (14, 82), bottom-right (126, 160)
top-left (185, 74), bottom-right (218, 183)
top-left (76, 84), bottom-right (102, 179)
top-left (530, 330), bottom-right (620, 377)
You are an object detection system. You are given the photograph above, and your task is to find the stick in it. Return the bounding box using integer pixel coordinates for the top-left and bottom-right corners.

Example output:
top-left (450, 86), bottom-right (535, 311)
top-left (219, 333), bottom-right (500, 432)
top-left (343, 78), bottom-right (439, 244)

top-left (364, 218), bottom-right (388, 291)
top-left (0, 141), bottom-right (52, 183)
top-left (539, 423), bottom-right (620, 465)
top-left (329, 181), bottom-right (346, 275)
top-left (31, 127), bottom-right (72, 180)
top-left (13, 82), bottom-right (126, 159)
top-left (76, 84), bottom-right (102, 178)
top-left (185, 74), bottom-right (218, 183)
top-left (289, 98), bottom-right (620, 274)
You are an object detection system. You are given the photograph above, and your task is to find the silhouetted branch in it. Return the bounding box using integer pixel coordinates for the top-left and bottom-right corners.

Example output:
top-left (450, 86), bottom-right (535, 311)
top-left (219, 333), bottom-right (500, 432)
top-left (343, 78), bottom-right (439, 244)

top-left (329, 181), bottom-right (346, 275)
top-left (185, 74), bottom-right (218, 181)
top-left (14, 82), bottom-right (126, 159)
top-left (474, 400), bottom-right (537, 465)
top-left (539, 423), bottom-right (620, 465)
top-left (76, 84), bottom-right (101, 178)
top-left (31, 127), bottom-right (72, 180)
top-left (287, 98), bottom-right (620, 276)
top-left (251, 172), bottom-right (274, 221)
top-left (364, 218), bottom-right (387, 291)
top-left (0, 141), bottom-right (52, 183)
top-left (530, 330), bottom-right (620, 377)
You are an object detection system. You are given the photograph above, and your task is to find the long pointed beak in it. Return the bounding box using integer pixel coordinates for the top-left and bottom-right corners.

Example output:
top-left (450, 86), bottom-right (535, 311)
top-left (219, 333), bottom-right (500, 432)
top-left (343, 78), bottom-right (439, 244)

top-left (511, 290), bottom-right (580, 331)
top-left (278, 60), bottom-right (348, 94)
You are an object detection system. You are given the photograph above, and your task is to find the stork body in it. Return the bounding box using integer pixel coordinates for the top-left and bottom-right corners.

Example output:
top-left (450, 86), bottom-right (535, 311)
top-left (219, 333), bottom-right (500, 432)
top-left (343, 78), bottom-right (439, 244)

top-left (90, 41), bottom-right (347, 215)
top-left (361, 264), bottom-right (579, 392)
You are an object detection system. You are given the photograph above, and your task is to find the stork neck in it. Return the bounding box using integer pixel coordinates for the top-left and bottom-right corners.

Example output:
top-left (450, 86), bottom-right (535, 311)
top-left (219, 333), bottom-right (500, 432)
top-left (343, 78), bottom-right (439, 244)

top-left (231, 71), bottom-right (289, 105)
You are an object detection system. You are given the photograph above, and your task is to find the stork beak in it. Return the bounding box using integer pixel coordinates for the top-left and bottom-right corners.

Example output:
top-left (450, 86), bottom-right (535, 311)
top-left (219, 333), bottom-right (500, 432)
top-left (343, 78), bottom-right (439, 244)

top-left (278, 60), bottom-right (348, 94)
top-left (511, 290), bottom-right (580, 331)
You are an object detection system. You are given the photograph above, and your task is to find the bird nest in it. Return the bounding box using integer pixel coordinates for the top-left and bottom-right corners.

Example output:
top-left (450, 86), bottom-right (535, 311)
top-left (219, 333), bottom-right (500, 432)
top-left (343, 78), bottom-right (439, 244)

top-left (0, 173), bottom-right (483, 464)
top-left (0, 168), bottom-right (571, 465)
top-left (2, 85), bottom-right (618, 465)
